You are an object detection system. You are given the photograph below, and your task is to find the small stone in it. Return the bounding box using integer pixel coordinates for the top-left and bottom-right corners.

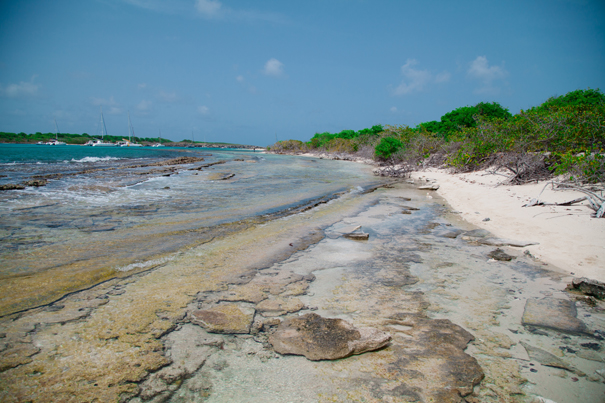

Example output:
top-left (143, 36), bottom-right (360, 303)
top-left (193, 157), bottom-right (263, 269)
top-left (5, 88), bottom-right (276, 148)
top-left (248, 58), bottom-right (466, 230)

top-left (487, 248), bottom-right (515, 261)
top-left (482, 217), bottom-right (490, 222)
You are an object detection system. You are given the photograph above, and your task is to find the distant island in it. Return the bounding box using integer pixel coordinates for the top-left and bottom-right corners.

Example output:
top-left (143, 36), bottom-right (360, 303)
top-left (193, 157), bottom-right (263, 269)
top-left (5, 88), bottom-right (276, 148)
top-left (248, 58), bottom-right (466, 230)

top-left (0, 131), bottom-right (263, 150)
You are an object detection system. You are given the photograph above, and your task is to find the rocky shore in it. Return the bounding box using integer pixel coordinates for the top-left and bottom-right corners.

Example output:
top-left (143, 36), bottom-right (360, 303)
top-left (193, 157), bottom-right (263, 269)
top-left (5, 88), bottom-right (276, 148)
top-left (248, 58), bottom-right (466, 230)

top-left (1, 154), bottom-right (604, 402)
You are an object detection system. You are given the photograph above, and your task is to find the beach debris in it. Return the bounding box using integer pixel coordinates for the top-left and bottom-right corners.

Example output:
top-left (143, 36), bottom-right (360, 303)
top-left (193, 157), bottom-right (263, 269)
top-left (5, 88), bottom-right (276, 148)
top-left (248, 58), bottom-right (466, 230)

top-left (521, 341), bottom-right (584, 376)
top-left (521, 298), bottom-right (588, 335)
top-left (487, 248), bottom-right (515, 261)
top-left (372, 164), bottom-right (412, 178)
top-left (190, 303), bottom-right (255, 334)
top-left (418, 183), bottom-right (440, 190)
top-left (531, 396), bottom-right (559, 403)
top-left (343, 225), bottom-right (369, 240)
top-left (268, 313), bottom-right (391, 360)
top-left (401, 210), bottom-right (412, 214)
top-left (567, 277), bottom-right (605, 300)
top-left (523, 181), bottom-right (605, 218)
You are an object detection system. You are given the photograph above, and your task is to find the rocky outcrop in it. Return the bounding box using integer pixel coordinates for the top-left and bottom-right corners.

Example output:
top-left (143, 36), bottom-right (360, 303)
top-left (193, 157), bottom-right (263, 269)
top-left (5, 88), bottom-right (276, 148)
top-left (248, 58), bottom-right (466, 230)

top-left (567, 277), bottom-right (605, 300)
top-left (268, 313), bottom-right (391, 360)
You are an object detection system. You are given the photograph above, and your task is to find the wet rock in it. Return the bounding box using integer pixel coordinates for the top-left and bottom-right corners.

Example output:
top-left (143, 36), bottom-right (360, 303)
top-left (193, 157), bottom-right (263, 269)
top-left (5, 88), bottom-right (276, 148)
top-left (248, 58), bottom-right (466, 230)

top-left (137, 324), bottom-right (223, 400)
top-left (521, 298), bottom-right (588, 335)
top-left (23, 179), bottom-right (48, 187)
top-left (418, 184), bottom-right (439, 190)
top-left (256, 297), bottom-right (305, 317)
top-left (190, 304), bottom-right (255, 334)
top-left (461, 229), bottom-right (491, 238)
top-left (487, 248), bottom-right (516, 261)
top-left (521, 342), bottom-right (583, 375)
top-left (0, 184), bottom-right (25, 191)
top-left (207, 172), bottom-right (235, 181)
top-left (567, 277), bottom-right (605, 300)
top-left (268, 313), bottom-right (391, 361)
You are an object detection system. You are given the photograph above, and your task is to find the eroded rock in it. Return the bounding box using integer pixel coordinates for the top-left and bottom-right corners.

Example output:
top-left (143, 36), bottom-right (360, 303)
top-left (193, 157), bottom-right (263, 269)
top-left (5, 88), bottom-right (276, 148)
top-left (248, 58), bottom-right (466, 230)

top-left (190, 304), bottom-right (255, 334)
top-left (268, 313), bottom-right (391, 360)
top-left (567, 277), bottom-right (605, 300)
top-left (256, 297), bottom-right (305, 317)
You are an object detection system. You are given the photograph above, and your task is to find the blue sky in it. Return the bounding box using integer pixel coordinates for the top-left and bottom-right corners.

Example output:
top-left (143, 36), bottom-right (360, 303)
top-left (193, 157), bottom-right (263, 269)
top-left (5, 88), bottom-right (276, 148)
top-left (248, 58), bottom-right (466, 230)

top-left (0, 0), bottom-right (603, 146)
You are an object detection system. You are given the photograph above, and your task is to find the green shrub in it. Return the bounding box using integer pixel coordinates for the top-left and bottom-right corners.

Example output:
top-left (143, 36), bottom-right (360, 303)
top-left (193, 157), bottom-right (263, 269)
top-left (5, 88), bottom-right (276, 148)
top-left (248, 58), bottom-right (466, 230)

top-left (375, 137), bottom-right (404, 160)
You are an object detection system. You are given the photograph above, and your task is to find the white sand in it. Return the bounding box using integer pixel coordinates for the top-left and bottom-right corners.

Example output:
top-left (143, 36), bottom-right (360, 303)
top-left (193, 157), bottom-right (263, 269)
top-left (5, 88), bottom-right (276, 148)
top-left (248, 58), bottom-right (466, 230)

top-left (411, 168), bottom-right (605, 282)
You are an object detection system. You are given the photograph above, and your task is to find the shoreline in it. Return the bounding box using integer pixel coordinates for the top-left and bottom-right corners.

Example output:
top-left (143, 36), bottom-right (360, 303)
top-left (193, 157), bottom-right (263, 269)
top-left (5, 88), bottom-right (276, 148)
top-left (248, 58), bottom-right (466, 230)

top-left (1, 153), bottom-right (604, 401)
top-left (410, 168), bottom-right (605, 282)
top-left (275, 150), bottom-right (605, 283)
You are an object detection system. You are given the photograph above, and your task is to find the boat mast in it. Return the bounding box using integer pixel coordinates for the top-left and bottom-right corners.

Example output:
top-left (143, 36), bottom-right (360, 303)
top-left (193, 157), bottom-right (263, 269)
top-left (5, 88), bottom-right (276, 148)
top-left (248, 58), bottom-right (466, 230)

top-left (128, 112), bottom-right (132, 142)
top-left (99, 106), bottom-right (108, 140)
top-left (54, 119), bottom-right (59, 140)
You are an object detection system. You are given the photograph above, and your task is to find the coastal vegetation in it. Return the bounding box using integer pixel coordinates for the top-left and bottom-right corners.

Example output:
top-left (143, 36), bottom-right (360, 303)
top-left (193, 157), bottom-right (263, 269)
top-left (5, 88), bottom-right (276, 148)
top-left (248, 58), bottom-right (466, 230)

top-left (269, 88), bottom-right (605, 184)
top-left (0, 131), bottom-right (170, 145)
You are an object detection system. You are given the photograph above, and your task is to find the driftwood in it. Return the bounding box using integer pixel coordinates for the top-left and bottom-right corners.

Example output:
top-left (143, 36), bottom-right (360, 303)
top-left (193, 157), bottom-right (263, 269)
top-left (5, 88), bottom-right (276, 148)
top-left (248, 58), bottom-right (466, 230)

top-left (523, 181), bottom-right (605, 218)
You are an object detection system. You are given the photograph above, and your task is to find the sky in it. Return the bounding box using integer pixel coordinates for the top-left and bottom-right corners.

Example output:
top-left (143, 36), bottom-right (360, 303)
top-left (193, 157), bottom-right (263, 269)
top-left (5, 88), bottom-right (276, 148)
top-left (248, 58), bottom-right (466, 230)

top-left (0, 0), bottom-right (604, 146)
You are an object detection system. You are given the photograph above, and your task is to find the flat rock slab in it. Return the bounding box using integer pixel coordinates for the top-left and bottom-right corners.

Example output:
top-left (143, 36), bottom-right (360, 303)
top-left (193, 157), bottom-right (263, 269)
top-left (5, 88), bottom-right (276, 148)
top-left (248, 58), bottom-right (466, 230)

top-left (256, 297), bottom-right (305, 317)
top-left (522, 298), bottom-right (587, 335)
top-left (269, 313), bottom-right (391, 361)
top-left (191, 304), bottom-right (255, 334)
top-left (520, 342), bottom-right (583, 375)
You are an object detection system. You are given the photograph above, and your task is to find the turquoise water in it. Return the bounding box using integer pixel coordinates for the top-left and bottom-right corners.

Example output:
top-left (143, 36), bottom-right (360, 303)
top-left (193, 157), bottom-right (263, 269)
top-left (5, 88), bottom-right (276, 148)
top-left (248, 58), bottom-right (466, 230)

top-left (0, 144), bottom-right (386, 314)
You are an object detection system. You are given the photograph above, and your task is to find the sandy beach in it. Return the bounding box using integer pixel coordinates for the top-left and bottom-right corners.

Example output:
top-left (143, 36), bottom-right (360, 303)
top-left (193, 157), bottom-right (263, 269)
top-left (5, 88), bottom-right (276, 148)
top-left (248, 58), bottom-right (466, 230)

top-left (410, 168), bottom-right (605, 282)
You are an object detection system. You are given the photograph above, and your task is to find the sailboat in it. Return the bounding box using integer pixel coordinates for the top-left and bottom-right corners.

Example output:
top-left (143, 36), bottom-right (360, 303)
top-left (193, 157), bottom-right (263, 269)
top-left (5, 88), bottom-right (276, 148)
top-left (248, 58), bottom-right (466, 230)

top-left (86, 107), bottom-right (116, 146)
top-left (45, 119), bottom-right (67, 145)
top-left (120, 112), bottom-right (142, 147)
top-left (151, 129), bottom-right (164, 147)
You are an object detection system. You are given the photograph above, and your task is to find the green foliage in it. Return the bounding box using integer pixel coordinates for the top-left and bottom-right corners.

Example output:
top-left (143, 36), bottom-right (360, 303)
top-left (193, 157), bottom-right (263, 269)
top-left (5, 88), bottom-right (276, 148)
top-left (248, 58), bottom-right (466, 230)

top-left (375, 137), bottom-right (404, 160)
top-left (270, 140), bottom-right (308, 153)
top-left (307, 125), bottom-right (383, 149)
top-left (530, 88), bottom-right (604, 112)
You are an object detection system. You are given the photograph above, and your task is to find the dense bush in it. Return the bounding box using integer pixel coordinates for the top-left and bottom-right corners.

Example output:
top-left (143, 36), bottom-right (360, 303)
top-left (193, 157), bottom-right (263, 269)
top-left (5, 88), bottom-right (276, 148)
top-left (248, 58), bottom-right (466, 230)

top-left (375, 137), bottom-right (404, 160)
top-left (269, 88), bottom-right (604, 183)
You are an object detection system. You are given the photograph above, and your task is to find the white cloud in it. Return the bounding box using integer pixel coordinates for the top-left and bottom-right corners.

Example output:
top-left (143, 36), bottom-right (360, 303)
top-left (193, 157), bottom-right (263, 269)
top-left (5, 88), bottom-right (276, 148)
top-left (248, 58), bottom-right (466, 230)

top-left (390, 107), bottom-right (398, 112)
top-left (435, 71), bottom-right (451, 83)
top-left (138, 83), bottom-right (147, 89)
top-left (91, 96), bottom-right (118, 107)
top-left (137, 99), bottom-right (152, 112)
top-left (236, 75), bottom-right (244, 82)
top-left (264, 58), bottom-right (284, 77)
top-left (158, 91), bottom-right (178, 102)
top-left (392, 60), bottom-right (452, 95)
top-left (467, 56), bottom-right (508, 94)
top-left (468, 56), bottom-right (507, 83)
top-left (2, 75), bottom-right (39, 98)
top-left (196, 0), bottom-right (222, 17)
top-left (198, 105), bottom-right (209, 115)
top-left (107, 107), bottom-right (122, 115)
top-left (393, 59), bottom-right (432, 95)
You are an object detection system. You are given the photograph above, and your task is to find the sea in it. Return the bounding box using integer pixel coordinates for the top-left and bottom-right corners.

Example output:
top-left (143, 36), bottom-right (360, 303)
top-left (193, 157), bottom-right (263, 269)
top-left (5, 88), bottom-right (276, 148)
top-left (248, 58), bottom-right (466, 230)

top-left (0, 144), bottom-right (386, 316)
